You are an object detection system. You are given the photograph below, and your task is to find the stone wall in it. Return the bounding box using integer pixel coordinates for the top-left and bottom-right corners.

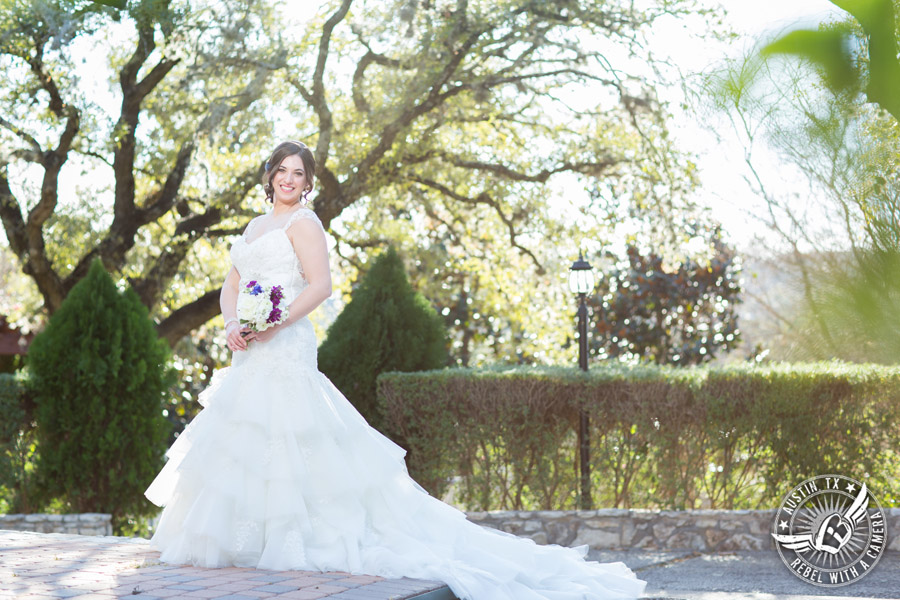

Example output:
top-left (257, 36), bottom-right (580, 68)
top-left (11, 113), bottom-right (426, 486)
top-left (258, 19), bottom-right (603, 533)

top-left (467, 508), bottom-right (900, 552)
top-left (0, 513), bottom-right (112, 536)
top-left (4, 509), bottom-right (899, 551)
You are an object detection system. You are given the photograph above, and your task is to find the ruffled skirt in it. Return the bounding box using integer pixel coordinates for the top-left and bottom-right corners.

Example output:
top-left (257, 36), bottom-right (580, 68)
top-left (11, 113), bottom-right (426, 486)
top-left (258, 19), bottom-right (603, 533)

top-left (144, 325), bottom-right (646, 600)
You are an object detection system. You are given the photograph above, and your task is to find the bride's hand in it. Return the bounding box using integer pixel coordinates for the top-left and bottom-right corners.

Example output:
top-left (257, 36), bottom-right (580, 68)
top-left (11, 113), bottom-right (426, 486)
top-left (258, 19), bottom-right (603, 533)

top-left (226, 323), bottom-right (252, 351)
top-left (243, 324), bottom-right (280, 344)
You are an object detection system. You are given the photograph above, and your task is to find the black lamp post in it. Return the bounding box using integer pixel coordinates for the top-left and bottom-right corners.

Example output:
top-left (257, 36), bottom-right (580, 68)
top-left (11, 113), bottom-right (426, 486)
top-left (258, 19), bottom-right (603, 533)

top-left (569, 252), bottom-right (595, 510)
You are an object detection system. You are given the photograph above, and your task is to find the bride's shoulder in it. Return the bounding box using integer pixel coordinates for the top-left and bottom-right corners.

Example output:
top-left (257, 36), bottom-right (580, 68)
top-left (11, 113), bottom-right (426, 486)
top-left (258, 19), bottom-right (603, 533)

top-left (284, 206), bottom-right (323, 229)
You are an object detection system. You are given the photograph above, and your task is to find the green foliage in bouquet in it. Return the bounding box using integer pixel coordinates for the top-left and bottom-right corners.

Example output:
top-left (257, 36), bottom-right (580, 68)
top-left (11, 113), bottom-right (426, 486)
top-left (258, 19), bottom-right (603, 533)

top-left (27, 260), bottom-right (173, 530)
top-left (319, 247), bottom-right (449, 430)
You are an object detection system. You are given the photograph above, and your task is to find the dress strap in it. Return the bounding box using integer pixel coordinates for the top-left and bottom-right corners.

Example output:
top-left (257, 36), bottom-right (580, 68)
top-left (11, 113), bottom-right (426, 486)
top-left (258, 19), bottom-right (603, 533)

top-left (243, 215), bottom-right (264, 240)
top-left (282, 207), bottom-right (323, 231)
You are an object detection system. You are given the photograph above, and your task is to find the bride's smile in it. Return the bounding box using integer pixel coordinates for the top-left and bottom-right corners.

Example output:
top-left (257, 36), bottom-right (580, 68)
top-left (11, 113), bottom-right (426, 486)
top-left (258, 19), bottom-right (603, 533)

top-left (272, 154), bottom-right (308, 206)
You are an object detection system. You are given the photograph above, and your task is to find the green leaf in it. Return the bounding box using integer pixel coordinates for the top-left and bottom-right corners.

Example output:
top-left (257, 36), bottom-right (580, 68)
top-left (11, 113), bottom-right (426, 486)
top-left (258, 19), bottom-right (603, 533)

top-left (761, 29), bottom-right (857, 92)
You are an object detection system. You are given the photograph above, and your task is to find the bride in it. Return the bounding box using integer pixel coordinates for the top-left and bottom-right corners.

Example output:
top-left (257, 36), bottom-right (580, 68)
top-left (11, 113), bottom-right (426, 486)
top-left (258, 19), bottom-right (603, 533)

top-left (144, 140), bottom-right (646, 600)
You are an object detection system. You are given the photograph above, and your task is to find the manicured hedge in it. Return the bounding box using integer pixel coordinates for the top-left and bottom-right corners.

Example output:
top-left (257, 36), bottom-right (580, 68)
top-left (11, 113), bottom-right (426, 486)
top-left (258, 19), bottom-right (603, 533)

top-left (377, 363), bottom-right (900, 510)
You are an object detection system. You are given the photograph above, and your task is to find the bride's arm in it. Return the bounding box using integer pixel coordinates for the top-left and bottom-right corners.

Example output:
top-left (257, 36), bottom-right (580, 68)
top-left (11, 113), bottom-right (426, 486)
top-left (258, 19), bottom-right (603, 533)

top-left (282, 217), bottom-right (332, 324)
top-left (221, 265), bottom-right (250, 351)
top-left (245, 217), bottom-right (331, 343)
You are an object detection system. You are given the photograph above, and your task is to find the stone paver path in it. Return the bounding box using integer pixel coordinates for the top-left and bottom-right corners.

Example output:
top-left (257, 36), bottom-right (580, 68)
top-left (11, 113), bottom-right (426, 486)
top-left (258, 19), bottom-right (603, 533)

top-left (0, 531), bottom-right (453, 600)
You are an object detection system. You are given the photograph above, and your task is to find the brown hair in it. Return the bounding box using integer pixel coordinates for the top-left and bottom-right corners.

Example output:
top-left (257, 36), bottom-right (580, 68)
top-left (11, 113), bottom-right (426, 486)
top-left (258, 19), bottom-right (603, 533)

top-left (262, 141), bottom-right (316, 204)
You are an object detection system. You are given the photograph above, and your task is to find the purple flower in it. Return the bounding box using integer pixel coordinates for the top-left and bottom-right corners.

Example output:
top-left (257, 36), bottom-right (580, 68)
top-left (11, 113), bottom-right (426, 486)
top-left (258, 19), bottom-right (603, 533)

top-left (270, 285), bottom-right (284, 306)
top-left (246, 280), bottom-right (257, 288)
top-left (266, 308), bottom-right (282, 323)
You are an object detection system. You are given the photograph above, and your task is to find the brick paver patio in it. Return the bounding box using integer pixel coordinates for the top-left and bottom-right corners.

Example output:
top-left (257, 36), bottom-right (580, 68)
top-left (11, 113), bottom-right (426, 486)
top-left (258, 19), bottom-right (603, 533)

top-left (0, 531), bottom-right (454, 600)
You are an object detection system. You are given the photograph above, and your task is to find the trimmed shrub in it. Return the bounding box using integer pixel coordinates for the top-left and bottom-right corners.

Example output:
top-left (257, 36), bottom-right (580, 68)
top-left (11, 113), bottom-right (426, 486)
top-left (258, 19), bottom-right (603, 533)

top-left (318, 247), bottom-right (448, 430)
top-left (378, 362), bottom-right (900, 510)
top-left (379, 366), bottom-right (580, 507)
top-left (0, 371), bottom-right (36, 513)
top-left (28, 260), bottom-right (173, 530)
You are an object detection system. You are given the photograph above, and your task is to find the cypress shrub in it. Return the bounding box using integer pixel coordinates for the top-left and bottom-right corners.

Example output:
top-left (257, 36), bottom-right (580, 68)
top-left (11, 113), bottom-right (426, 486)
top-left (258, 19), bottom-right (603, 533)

top-left (318, 247), bottom-right (449, 430)
top-left (28, 260), bottom-right (172, 530)
top-left (0, 371), bottom-right (36, 513)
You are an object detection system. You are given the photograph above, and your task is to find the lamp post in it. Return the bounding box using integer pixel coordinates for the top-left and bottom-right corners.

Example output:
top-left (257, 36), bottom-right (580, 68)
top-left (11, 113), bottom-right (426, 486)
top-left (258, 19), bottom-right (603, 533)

top-left (569, 252), bottom-right (595, 510)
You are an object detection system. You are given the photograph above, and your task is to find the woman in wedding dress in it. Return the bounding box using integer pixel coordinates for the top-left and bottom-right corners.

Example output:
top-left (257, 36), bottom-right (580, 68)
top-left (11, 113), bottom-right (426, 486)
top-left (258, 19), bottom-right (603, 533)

top-left (144, 141), bottom-right (646, 600)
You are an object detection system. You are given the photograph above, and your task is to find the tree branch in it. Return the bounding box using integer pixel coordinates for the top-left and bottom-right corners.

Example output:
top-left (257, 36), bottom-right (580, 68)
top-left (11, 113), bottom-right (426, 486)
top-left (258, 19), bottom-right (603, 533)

top-left (331, 236), bottom-right (367, 272)
top-left (352, 50), bottom-right (377, 113)
top-left (307, 0), bottom-right (353, 169)
top-left (329, 230), bottom-right (390, 249)
top-left (27, 44), bottom-right (66, 117)
top-left (131, 235), bottom-right (197, 308)
top-left (0, 167), bottom-right (27, 257)
top-left (441, 153), bottom-right (619, 181)
top-left (142, 140), bottom-right (195, 222)
top-left (313, 10), bottom-right (626, 233)
top-left (70, 59), bottom-right (267, 297)
top-left (156, 289), bottom-right (222, 347)
top-left (5, 35), bottom-right (83, 312)
top-left (207, 227), bottom-right (245, 237)
top-left (1, 167), bottom-right (65, 310)
top-left (411, 176), bottom-right (544, 273)
top-left (316, 27), bottom-right (485, 226)
top-left (61, 139), bottom-right (194, 294)
top-left (27, 103), bottom-right (78, 230)
top-left (113, 14), bottom-right (180, 221)
top-left (127, 163), bottom-right (263, 320)
top-left (0, 117), bottom-right (42, 156)
top-left (351, 48), bottom-right (407, 113)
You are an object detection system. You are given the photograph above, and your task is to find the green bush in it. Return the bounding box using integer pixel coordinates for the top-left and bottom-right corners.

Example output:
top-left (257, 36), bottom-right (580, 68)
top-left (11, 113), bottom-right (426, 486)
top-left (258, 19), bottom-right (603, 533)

top-left (27, 260), bottom-right (173, 530)
top-left (0, 371), bottom-right (36, 513)
top-left (319, 247), bottom-right (449, 430)
top-left (378, 362), bottom-right (900, 510)
top-left (379, 366), bottom-right (579, 507)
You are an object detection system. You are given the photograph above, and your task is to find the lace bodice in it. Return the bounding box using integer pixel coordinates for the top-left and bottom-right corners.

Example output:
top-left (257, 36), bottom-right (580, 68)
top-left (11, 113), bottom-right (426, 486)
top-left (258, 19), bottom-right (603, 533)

top-left (230, 207), bottom-right (322, 304)
top-left (227, 207), bottom-right (324, 371)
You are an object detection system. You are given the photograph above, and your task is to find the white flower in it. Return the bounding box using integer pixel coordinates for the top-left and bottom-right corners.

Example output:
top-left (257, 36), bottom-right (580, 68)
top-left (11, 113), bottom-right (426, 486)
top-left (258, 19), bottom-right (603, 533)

top-left (236, 281), bottom-right (289, 332)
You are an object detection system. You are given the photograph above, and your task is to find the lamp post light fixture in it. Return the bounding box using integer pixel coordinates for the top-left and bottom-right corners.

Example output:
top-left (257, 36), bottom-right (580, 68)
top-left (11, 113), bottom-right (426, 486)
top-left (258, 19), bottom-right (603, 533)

top-left (569, 252), bottom-right (595, 510)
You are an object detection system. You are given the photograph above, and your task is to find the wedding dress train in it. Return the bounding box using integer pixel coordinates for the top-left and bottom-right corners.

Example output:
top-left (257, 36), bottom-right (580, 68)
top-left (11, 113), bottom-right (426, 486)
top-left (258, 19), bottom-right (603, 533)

top-left (144, 208), bottom-right (646, 600)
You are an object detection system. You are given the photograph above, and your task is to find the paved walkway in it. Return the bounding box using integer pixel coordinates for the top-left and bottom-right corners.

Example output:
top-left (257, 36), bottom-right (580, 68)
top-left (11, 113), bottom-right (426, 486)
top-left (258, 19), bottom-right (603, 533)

top-left (589, 549), bottom-right (900, 600)
top-left (0, 531), bottom-right (451, 599)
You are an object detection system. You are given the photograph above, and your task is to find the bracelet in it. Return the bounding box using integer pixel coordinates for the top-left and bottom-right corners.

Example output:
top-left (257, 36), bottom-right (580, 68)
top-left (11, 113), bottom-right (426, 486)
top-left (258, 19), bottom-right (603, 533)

top-left (224, 318), bottom-right (240, 329)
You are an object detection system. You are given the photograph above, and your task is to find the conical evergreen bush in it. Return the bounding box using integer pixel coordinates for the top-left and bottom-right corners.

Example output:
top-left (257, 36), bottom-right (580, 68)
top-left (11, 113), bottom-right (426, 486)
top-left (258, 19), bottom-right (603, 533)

top-left (318, 247), bottom-right (449, 430)
top-left (28, 260), bottom-right (172, 530)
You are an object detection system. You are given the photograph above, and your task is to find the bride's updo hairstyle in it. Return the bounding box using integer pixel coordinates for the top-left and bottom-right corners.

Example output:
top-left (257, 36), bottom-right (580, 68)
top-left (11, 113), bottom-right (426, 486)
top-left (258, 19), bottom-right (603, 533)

top-left (262, 141), bottom-right (316, 204)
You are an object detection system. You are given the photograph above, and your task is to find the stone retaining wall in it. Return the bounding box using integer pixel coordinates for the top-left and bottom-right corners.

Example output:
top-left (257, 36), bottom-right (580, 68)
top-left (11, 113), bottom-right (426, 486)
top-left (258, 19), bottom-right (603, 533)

top-left (0, 513), bottom-right (112, 536)
top-left (4, 509), bottom-right (899, 551)
top-left (467, 508), bottom-right (900, 552)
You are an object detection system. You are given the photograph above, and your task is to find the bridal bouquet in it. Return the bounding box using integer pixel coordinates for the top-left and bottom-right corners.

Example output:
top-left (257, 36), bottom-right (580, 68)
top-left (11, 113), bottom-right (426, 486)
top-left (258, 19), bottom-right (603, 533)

top-left (236, 280), bottom-right (289, 332)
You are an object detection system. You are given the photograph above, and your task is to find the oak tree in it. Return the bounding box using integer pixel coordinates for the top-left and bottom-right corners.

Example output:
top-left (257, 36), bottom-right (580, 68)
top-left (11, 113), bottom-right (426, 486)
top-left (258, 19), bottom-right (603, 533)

top-left (1, 0), bottom-right (714, 357)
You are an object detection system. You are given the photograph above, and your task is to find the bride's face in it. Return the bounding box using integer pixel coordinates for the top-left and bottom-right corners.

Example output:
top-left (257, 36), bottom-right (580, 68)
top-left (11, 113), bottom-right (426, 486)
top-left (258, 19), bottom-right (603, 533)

top-left (272, 154), bottom-right (309, 205)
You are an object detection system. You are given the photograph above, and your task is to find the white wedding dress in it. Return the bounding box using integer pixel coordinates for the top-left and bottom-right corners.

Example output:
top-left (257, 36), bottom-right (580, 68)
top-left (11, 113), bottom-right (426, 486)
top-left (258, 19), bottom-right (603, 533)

top-left (144, 208), bottom-right (646, 600)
